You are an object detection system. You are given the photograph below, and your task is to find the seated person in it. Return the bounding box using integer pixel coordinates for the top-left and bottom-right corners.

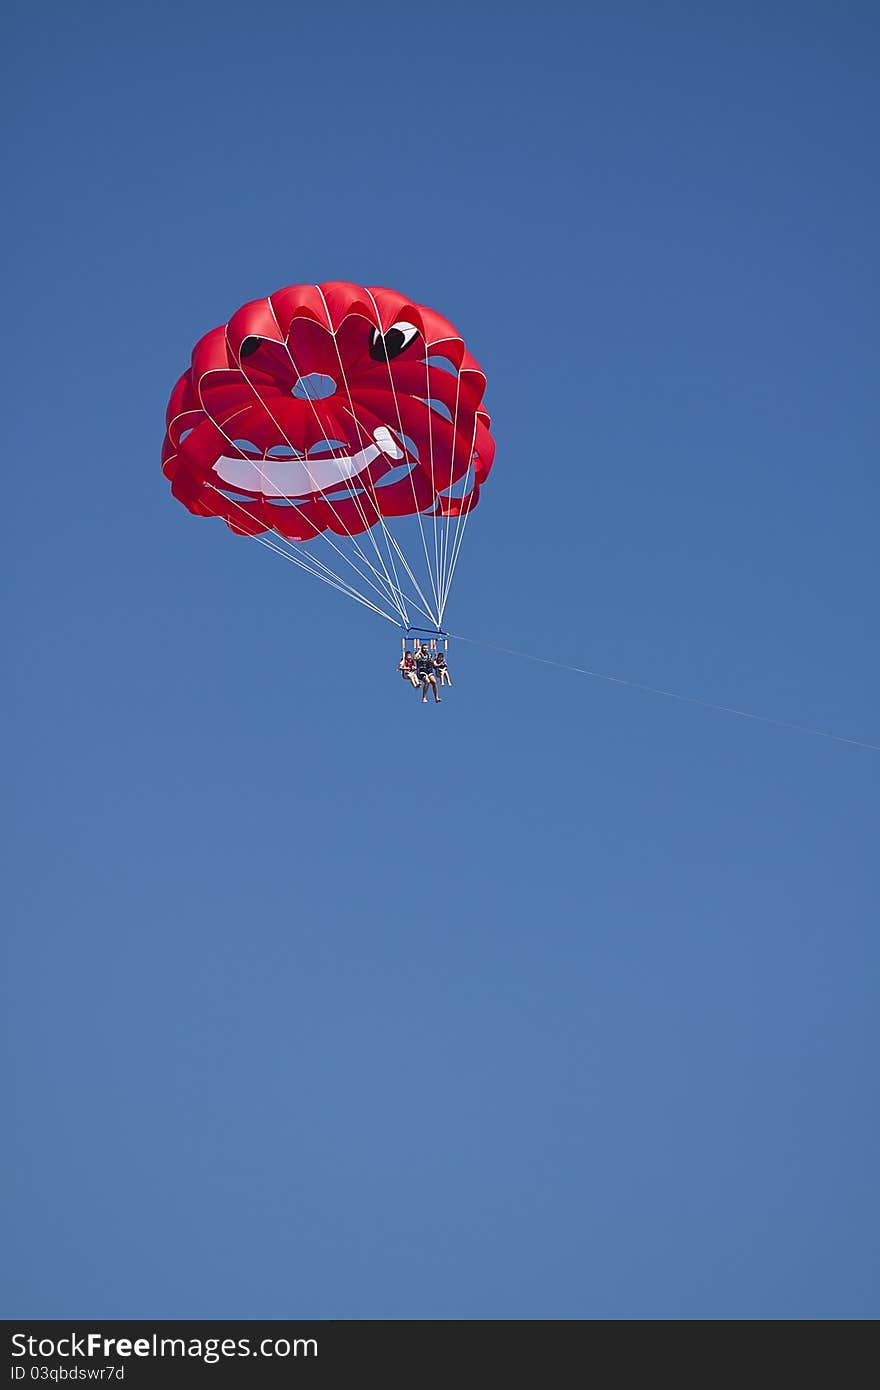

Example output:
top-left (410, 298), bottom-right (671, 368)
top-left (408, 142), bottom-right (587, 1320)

top-left (434, 651), bottom-right (451, 686)
top-left (399, 650), bottom-right (419, 687)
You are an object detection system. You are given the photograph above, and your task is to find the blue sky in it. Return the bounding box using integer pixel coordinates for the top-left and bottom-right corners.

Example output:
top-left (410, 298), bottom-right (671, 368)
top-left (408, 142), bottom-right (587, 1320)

top-left (4, 0), bottom-right (878, 1318)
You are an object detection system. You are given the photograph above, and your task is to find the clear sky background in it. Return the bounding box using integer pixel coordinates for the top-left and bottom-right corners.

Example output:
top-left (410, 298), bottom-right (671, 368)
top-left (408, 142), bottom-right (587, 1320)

top-left (4, 0), bottom-right (878, 1319)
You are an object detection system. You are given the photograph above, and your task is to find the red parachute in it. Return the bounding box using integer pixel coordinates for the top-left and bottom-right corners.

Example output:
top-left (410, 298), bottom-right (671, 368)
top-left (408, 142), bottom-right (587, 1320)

top-left (162, 282), bottom-right (494, 628)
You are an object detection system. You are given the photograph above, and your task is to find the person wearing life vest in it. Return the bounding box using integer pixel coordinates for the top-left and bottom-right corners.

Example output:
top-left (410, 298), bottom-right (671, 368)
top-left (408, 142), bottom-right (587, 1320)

top-left (399, 649), bottom-right (419, 688)
top-left (434, 650), bottom-right (451, 687)
top-left (415, 645), bottom-right (441, 704)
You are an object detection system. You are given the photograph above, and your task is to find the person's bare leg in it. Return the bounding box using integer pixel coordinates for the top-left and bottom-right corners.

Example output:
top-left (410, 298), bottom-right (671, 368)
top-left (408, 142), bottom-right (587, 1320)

top-left (421, 679), bottom-right (429, 702)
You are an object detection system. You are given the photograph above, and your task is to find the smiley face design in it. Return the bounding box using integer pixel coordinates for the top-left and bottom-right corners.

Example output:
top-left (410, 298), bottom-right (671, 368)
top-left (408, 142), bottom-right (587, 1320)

top-left (162, 282), bottom-right (494, 542)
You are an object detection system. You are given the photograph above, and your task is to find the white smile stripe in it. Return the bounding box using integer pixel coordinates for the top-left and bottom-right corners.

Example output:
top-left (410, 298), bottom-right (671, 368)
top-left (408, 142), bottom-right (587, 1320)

top-left (213, 426), bottom-right (403, 497)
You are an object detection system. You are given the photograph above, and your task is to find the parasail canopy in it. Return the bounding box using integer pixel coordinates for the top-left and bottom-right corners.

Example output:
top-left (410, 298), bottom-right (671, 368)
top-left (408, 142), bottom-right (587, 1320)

top-left (162, 281), bottom-right (495, 628)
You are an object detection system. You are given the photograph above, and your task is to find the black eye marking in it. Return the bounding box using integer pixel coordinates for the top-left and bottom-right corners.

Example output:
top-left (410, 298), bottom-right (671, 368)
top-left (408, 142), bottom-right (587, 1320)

top-left (240, 336), bottom-right (262, 357)
top-left (369, 320), bottom-right (419, 362)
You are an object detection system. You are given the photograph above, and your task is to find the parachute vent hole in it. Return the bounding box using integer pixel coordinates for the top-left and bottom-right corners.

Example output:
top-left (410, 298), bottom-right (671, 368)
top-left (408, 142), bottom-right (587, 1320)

top-left (178, 427), bottom-right (193, 443)
top-left (322, 486), bottom-right (364, 502)
top-left (292, 373), bottom-right (336, 401)
top-left (376, 463), bottom-right (413, 488)
top-left (308, 438), bottom-right (348, 456)
top-left (423, 355), bottom-right (459, 376)
top-left (217, 486), bottom-right (260, 503)
top-left (231, 439), bottom-right (260, 455)
top-left (266, 445), bottom-right (303, 459)
top-left (417, 397), bottom-right (454, 423)
top-left (394, 431), bottom-right (420, 460)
